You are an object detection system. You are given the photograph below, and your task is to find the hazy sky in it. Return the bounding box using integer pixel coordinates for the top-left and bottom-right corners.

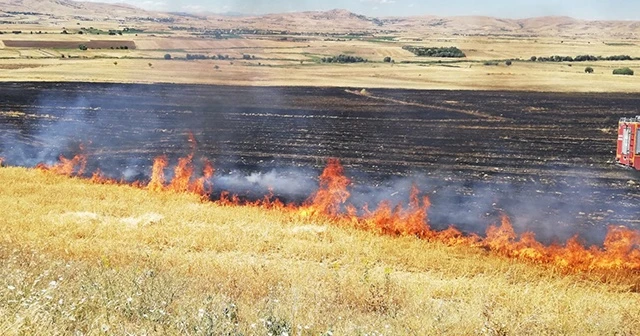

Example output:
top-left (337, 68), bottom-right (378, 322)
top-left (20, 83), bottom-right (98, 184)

top-left (88, 0), bottom-right (639, 20)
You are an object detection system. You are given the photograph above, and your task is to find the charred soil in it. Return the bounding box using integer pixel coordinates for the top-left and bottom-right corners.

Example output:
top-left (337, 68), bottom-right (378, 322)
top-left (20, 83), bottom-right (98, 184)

top-left (0, 82), bottom-right (638, 244)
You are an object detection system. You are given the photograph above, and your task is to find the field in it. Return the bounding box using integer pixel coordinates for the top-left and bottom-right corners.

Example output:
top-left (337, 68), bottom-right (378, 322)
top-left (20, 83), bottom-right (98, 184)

top-left (2, 5), bottom-right (640, 335)
top-left (1, 82), bottom-right (639, 244)
top-left (1, 23), bottom-right (640, 91)
top-left (3, 40), bottom-right (136, 49)
top-left (1, 166), bottom-right (640, 335)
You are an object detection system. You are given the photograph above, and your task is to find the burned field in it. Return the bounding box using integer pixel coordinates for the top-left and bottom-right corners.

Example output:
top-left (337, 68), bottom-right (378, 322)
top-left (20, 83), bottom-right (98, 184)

top-left (0, 82), bottom-right (638, 245)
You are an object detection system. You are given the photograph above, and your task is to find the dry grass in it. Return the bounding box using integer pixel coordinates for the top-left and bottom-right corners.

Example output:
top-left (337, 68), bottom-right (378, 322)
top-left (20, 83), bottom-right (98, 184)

top-left (2, 32), bottom-right (640, 92)
top-left (1, 57), bottom-right (640, 93)
top-left (1, 166), bottom-right (639, 335)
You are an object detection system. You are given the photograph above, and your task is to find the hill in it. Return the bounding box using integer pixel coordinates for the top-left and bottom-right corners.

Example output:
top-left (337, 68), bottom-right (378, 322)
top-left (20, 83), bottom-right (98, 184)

top-left (0, 0), bottom-right (152, 19)
top-left (3, 0), bottom-right (640, 37)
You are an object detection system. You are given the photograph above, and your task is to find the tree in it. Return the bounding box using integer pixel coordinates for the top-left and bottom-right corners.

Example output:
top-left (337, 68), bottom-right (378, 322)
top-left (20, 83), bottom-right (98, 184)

top-left (383, 56), bottom-right (392, 63)
top-left (78, 44), bottom-right (87, 51)
top-left (613, 67), bottom-right (634, 75)
top-left (164, 53), bottom-right (172, 60)
top-left (530, 56), bottom-right (537, 62)
top-left (585, 66), bottom-right (594, 74)
top-left (505, 60), bottom-right (512, 66)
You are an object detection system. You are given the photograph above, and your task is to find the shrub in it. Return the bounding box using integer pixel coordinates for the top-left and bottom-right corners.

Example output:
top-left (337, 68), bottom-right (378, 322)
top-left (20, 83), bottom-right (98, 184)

top-left (585, 66), bottom-right (594, 73)
top-left (164, 54), bottom-right (171, 60)
top-left (505, 60), bottom-right (512, 66)
top-left (402, 46), bottom-right (465, 58)
top-left (322, 54), bottom-right (367, 63)
top-left (535, 54), bottom-right (632, 62)
top-left (613, 67), bottom-right (634, 75)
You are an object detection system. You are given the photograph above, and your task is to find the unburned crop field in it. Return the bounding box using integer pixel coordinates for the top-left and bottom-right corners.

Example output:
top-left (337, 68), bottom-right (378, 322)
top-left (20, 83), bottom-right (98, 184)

top-left (0, 82), bottom-right (638, 244)
top-left (2, 40), bottom-right (137, 49)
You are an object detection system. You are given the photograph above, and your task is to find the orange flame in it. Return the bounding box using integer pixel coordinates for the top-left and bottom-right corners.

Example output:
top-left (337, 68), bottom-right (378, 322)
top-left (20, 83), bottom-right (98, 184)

top-left (303, 158), bottom-right (351, 217)
top-left (36, 153), bottom-right (87, 176)
top-left (190, 159), bottom-right (215, 195)
top-left (29, 146), bottom-right (640, 274)
top-left (167, 154), bottom-right (195, 192)
top-left (147, 155), bottom-right (168, 191)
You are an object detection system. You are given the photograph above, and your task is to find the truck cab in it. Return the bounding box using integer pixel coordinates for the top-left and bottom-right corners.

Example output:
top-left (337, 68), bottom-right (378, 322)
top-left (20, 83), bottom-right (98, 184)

top-left (617, 116), bottom-right (640, 170)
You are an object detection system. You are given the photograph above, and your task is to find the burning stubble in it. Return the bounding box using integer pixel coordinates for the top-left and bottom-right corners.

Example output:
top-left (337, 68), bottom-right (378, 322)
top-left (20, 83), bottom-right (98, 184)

top-left (30, 151), bottom-right (640, 274)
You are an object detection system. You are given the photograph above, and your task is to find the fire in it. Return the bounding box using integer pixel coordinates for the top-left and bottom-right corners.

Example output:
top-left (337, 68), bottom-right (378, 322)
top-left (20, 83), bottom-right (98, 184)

top-left (147, 155), bottom-right (168, 192)
top-left (36, 153), bottom-right (87, 176)
top-left (303, 158), bottom-right (351, 216)
top-left (29, 144), bottom-right (640, 274)
top-left (482, 216), bottom-right (640, 271)
top-left (190, 159), bottom-right (215, 195)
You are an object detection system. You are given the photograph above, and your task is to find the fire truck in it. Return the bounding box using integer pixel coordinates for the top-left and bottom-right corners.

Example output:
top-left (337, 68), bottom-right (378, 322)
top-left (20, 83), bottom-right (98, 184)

top-left (616, 116), bottom-right (640, 170)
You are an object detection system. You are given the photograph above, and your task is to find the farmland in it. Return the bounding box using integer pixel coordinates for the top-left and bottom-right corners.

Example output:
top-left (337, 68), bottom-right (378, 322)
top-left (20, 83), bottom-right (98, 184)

top-left (1, 8), bottom-right (640, 92)
top-left (1, 82), bottom-right (638, 244)
top-left (3, 40), bottom-right (136, 49)
top-left (2, 3), bottom-right (640, 334)
top-left (2, 166), bottom-right (640, 335)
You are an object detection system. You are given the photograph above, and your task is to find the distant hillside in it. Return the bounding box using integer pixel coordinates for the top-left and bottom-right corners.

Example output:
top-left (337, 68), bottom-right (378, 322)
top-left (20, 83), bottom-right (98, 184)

top-left (0, 0), bottom-right (166, 19)
top-left (2, 0), bottom-right (640, 37)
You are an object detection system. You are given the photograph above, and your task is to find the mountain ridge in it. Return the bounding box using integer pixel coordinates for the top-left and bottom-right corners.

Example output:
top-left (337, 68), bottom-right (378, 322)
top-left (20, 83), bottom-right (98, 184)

top-left (2, 0), bottom-right (639, 37)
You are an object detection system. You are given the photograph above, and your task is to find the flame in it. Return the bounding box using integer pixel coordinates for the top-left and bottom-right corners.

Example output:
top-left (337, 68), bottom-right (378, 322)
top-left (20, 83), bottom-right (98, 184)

top-left (303, 158), bottom-right (351, 216)
top-left (36, 153), bottom-right (87, 176)
top-left (167, 154), bottom-right (194, 192)
top-left (147, 155), bottom-right (168, 192)
top-left (482, 216), bottom-right (640, 271)
top-left (28, 144), bottom-right (640, 275)
top-left (90, 169), bottom-right (120, 185)
top-left (190, 159), bottom-right (215, 195)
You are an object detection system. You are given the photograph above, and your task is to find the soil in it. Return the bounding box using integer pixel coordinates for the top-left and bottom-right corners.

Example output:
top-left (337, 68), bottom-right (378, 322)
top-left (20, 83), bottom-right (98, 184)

top-left (2, 40), bottom-right (136, 49)
top-left (0, 82), bottom-right (638, 244)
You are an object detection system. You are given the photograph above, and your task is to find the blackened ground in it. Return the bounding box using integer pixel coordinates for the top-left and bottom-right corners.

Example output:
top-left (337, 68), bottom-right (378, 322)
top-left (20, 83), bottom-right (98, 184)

top-left (0, 82), bottom-right (638, 244)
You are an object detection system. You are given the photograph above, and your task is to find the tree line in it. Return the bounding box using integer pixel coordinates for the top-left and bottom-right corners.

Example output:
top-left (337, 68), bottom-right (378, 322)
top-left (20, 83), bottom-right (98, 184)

top-left (321, 55), bottom-right (368, 63)
top-left (402, 46), bottom-right (466, 58)
top-left (531, 55), bottom-right (635, 62)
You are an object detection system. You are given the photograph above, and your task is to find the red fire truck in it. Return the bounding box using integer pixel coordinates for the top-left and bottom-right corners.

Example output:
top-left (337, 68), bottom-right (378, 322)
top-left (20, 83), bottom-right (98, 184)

top-left (616, 116), bottom-right (640, 170)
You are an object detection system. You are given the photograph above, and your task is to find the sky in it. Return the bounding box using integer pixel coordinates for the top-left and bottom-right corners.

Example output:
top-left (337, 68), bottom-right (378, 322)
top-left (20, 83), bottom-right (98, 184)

top-left (86, 0), bottom-right (640, 20)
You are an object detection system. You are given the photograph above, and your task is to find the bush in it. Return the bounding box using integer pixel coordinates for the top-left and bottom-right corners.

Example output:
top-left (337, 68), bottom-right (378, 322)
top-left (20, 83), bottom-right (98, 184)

top-left (585, 66), bottom-right (594, 73)
top-left (505, 60), bottom-right (512, 66)
top-left (164, 54), bottom-right (171, 60)
top-left (535, 54), bottom-right (633, 62)
top-left (402, 46), bottom-right (465, 58)
top-left (322, 54), bottom-right (367, 63)
top-left (613, 67), bottom-right (634, 75)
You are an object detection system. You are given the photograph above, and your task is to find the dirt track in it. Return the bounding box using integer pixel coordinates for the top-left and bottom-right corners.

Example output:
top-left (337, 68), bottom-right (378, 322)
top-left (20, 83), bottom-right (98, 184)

top-left (0, 82), bottom-right (638, 243)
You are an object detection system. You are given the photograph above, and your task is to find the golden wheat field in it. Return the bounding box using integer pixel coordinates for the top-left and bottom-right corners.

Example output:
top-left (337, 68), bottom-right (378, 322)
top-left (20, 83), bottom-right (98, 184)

top-left (1, 166), bottom-right (639, 335)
